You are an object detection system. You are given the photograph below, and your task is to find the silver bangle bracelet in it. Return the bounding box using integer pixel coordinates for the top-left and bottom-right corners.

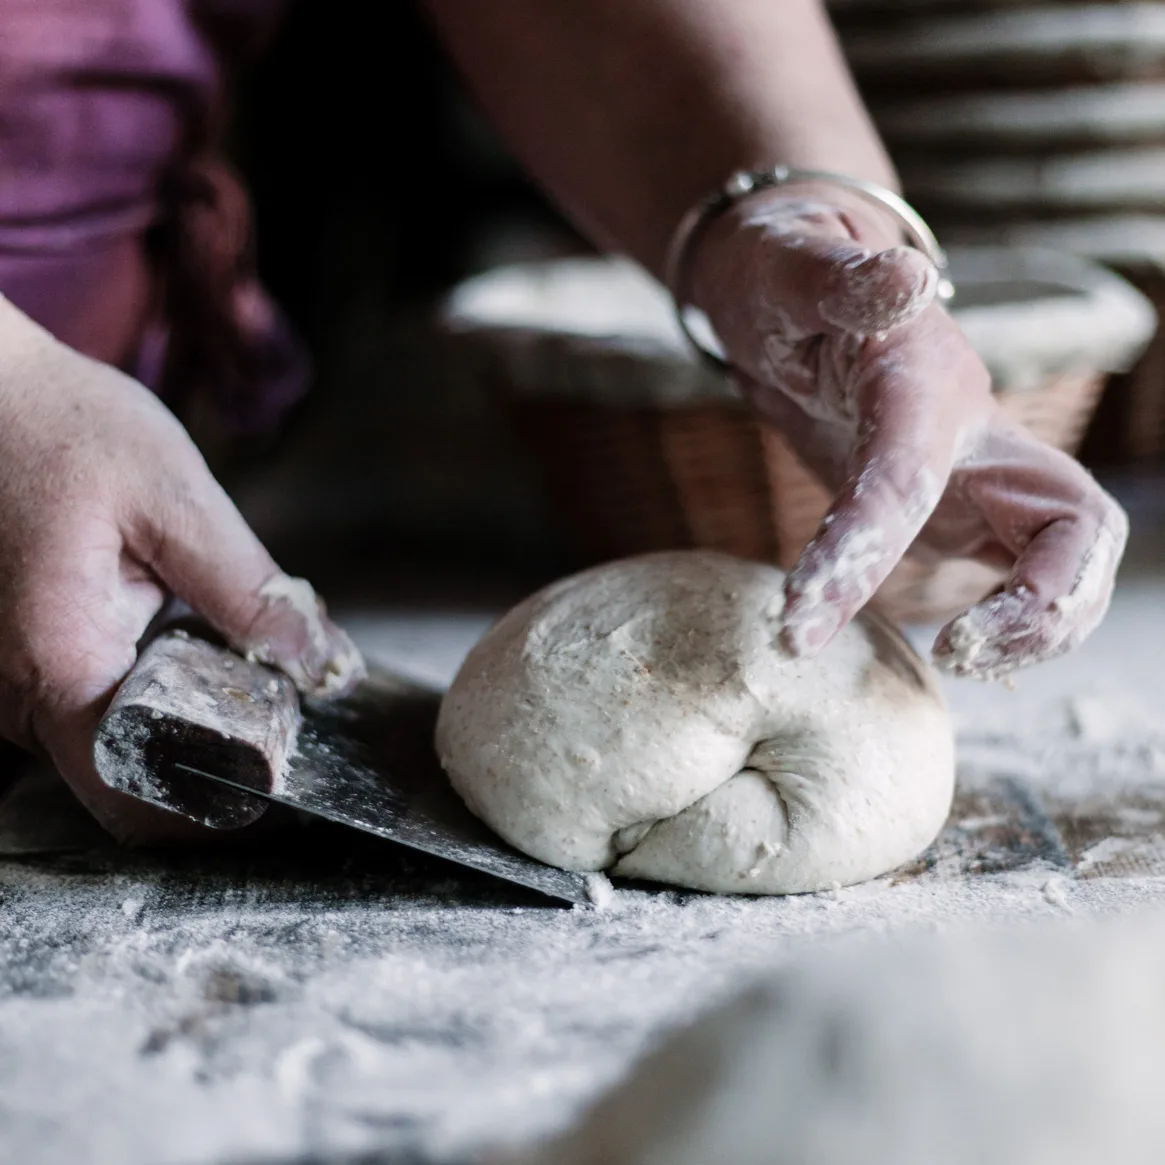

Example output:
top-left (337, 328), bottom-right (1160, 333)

top-left (663, 166), bottom-right (955, 374)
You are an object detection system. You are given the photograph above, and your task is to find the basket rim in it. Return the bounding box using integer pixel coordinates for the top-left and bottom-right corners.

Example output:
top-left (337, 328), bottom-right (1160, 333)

top-left (441, 248), bottom-right (1156, 402)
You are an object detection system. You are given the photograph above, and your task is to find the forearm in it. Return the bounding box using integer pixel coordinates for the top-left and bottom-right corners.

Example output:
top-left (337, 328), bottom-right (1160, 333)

top-left (423, 0), bottom-right (896, 274)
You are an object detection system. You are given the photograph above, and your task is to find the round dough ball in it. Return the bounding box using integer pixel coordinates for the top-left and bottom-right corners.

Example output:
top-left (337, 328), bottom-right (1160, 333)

top-left (436, 551), bottom-right (954, 894)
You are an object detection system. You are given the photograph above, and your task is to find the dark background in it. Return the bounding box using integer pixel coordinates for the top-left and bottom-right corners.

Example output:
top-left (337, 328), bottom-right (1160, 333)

top-left (232, 2), bottom-right (578, 353)
top-left (221, 2), bottom-right (590, 579)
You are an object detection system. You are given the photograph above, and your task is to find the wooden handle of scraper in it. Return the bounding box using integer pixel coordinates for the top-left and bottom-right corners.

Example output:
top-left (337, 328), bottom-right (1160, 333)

top-left (93, 614), bottom-right (302, 830)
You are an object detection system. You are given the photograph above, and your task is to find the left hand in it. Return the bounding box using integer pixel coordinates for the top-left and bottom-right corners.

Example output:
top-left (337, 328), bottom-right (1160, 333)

top-left (687, 187), bottom-right (1128, 679)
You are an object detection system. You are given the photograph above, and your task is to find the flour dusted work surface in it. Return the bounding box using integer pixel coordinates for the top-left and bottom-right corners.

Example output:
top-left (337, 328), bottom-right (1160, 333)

top-left (435, 551), bottom-right (955, 894)
top-left (506, 912), bottom-right (1165, 1165)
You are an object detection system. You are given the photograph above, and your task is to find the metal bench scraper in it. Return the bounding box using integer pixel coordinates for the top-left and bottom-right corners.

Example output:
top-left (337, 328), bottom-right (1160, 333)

top-left (93, 624), bottom-right (590, 905)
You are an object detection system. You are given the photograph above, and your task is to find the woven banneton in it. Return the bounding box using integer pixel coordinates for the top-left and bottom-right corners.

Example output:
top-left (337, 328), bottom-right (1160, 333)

top-left (834, 5), bottom-right (1165, 96)
top-left (1102, 269), bottom-right (1165, 461)
top-left (501, 400), bottom-right (780, 564)
top-left (502, 369), bottom-right (1105, 625)
top-left (940, 229), bottom-right (1165, 464)
top-left (826, 1), bottom-right (1165, 465)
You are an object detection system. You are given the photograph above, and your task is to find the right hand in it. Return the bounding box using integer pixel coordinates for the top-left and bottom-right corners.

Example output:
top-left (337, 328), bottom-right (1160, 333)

top-left (689, 191), bottom-right (1128, 679)
top-left (0, 297), bottom-right (364, 841)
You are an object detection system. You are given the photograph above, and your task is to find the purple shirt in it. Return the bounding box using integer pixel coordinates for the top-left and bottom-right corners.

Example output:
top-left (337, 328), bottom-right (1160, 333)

top-left (0, 0), bottom-right (306, 432)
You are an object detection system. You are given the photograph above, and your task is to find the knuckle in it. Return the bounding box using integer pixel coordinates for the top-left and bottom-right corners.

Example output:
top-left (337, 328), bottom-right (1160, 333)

top-left (125, 465), bottom-right (239, 581)
top-left (858, 444), bottom-right (940, 527)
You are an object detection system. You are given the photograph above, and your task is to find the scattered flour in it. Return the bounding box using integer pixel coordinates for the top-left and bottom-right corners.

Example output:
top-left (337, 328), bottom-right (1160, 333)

top-left (6, 841), bottom-right (1165, 1165)
top-left (1040, 876), bottom-right (1074, 913)
top-left (583, 873), bottom-right (617, 911)
top-left (507, 911), bottom-right (1165, 1165)
top-left (1078, 836), bottom-right (1147, 869)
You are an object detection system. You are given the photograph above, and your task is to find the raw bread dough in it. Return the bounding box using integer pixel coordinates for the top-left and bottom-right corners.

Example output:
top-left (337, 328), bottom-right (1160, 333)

top-left (436, 551), bottom-right (954, 894)
top-left (506, 913), bottom-right (1165, 1165)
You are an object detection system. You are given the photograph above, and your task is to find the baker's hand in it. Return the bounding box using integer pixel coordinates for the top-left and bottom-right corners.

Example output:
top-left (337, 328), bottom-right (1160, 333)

top-left (688, 188), bottom-right (1127, 679)
top-left (0, 297), bottom-right (364, 840)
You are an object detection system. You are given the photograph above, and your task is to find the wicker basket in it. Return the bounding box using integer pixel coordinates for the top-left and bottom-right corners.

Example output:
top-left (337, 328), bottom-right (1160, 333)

top-left (825, 3), bottom-right (1165, 466)
top-left (1080, 263), bottom-right (1165, 464)
top-left (445, 249), bottom-right (1154, 623)
top-left (943, 217), bottom-right (1165, 463)
top-left (834, 5), bottom-right (1165, 94)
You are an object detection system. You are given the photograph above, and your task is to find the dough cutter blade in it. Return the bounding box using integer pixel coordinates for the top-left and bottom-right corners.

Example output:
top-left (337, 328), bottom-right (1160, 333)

top-left (93, 627), bottom-right (590, 905)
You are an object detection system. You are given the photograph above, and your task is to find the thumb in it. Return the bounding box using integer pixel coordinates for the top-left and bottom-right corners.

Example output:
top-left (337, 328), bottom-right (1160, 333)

top-left (693, 198), bottom-right (939, 358)
top-left (125, 467), bottom-right (365, 698)
top-left (753, 231), bottom-right (939, 339)
top-left (817, 245), bottom-right (939, 336)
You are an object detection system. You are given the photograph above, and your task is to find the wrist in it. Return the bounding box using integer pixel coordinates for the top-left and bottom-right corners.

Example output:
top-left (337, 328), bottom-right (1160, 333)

top-left (689, 189), bottom-right (946, 333)
top-left (667, 167), bottom-right (950, 368)
top-left (690, 183), bottom-right (905, 297)
top-left (766, 182), bottom-right (906, 251)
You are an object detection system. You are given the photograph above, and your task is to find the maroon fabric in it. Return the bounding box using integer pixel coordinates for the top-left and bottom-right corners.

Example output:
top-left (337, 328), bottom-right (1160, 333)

top-left (0, 0), bottom-right (307, 433)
